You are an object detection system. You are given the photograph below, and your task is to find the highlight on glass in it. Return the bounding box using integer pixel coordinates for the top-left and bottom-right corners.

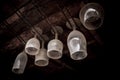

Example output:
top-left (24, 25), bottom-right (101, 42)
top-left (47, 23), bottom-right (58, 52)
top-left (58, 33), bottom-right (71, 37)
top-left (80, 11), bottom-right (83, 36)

top-left (79, 3), bottom-right (104, 30)
top-left (12, 51), bottom-right (28, 74)
top-left (67, 30), bottom-right (87, 60)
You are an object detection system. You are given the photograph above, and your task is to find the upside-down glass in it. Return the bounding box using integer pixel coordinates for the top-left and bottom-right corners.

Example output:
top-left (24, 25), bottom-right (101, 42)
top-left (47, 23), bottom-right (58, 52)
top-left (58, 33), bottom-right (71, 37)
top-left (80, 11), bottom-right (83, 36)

top-left (12, 51), bottom-right (28, 74)
top-left (79, 3), bottom-right (104, 30)
top-left (35, 48), bottom-right (49, 66)
top-left (67, 30), bottom-right (87, 60)
top-left (25, 37), bottom-right (40, 55)
top-left (47, 39), bottom-right (63, 59)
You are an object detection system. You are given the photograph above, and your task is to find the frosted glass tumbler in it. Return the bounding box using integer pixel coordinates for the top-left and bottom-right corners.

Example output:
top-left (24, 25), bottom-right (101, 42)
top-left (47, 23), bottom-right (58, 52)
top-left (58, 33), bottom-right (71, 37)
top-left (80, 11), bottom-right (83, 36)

top-left (35, 48), bottom-right (49, 66)
top-left (25, 38), bottom-right (40, 55)
top-left (67, 30), bottom-right (87, 60)
top-left (47, 39), bottom-right (63, 59)
top-left (80, 3), bottom-right (104, 30)
top-left (12, 51), bottom-right (28, 74)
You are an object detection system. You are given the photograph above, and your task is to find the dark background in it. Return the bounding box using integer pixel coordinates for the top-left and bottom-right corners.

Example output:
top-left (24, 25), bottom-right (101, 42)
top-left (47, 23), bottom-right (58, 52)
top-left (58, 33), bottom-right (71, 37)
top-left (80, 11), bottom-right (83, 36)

top-left (0, 0), bottom-right (110, 80)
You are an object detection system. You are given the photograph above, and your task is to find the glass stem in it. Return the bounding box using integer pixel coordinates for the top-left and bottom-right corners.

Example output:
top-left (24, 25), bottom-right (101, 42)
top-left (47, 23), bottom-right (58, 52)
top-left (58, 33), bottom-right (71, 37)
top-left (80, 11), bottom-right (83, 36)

top-left (42, 40), bottom-right (45, 48)
top-left (55, 33), bottom-right (58, 39)
top-left (34, 34), bottom-right (37, 38)
top-left (73, 27), bottom-right (76, 30)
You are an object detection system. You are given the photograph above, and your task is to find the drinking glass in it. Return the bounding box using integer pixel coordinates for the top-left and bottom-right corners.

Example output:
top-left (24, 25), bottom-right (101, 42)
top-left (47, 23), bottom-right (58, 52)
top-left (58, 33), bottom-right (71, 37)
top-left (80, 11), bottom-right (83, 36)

top-left (35, 48), bottom-right (49, 66)
top-left (25, 37), bottom-right (40, 55)
top-left (47, 39), bottom-right (63, 59)
top-left (67, 30), bottom-right (87, 60)
top-left (12, 51), bottom-right (28, 74)
top-left (79, 3), bottom-right (104, 30)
